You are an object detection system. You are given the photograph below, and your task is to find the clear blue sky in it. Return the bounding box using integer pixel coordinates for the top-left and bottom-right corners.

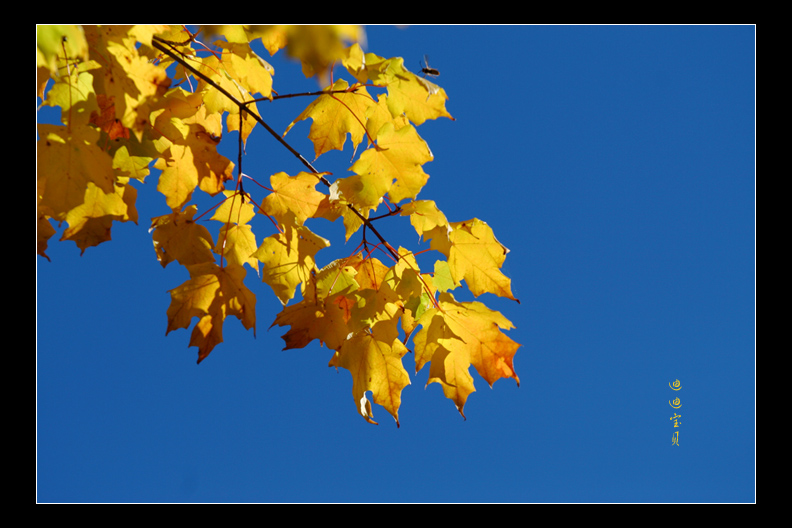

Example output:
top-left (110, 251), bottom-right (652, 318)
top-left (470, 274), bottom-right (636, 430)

top-left (36, 25), bottom-right (755, 503)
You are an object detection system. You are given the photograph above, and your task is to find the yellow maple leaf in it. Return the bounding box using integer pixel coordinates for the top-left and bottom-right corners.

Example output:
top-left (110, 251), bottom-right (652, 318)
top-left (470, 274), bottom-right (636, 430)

top-left (150, 205), bottom-right (216, 268)
top-left (349, 52), bottom-right (453, 126)
top-left (414, 292), bottom-right (520, 417)
top-left (337, 122), bottom-right (433, 209)
top-left (280, 25), bottom-right (363, 82)
top-left (400, 199), bottom-right (450, 245)
top-left (427, 344), bottom-right (476, 420)
top-left (166, 262), bottom-right (256, 363)
top-left (269, 261), bottom-right (359, 351)
top-left (253, 223), bottom-right (330, 305)
top-left (329, 328), bottom-right (411, 427)
top-left (210, 190), bottom-right (256, 225)
top-left (59, 178), bottom-right (138, 254)
top-left (213, 41), bottom-right (274, 99)
top-left (154, 123), bottom-right (235, 211)
top-left (40, 67), bottom-right (100, 128)
top-left (387, 71), bottom-right (454, 126)
top-left (216, 224), bottom-right (259, 271)
top-left (37, 124), bottom-right (115, 220)
top-left (284, 79), bottom-right (375, 160)
top-left (442, 219), bottom-right (518, 301)
top-left (260, 171), bottom-right (328, 226)
top-left (83, 26), bottom-right (171, 138)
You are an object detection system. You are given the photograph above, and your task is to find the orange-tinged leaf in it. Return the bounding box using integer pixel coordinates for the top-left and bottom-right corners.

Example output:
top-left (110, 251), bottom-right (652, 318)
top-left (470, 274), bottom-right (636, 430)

top-left (89, 94), bottom-right (129, 140)
top-left (414, 292), bottom-right (520, 417)
top-left (269, 258), bottom-right (361, 350)
top-left (330, 330), bottom-right (411, 426)
top-left (444, 218), bottom-right (518, 301)
top-left (37, 213), bottom-right (56, 261)
top-left (166, 262), bottom-right (256, 363)
top-left (260, 171), bottom-right (328, 226)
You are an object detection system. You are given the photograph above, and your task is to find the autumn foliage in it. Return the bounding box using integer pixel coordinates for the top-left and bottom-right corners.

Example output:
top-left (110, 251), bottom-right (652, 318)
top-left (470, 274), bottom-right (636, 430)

top-left (37, 25), bottom-right (520, 426)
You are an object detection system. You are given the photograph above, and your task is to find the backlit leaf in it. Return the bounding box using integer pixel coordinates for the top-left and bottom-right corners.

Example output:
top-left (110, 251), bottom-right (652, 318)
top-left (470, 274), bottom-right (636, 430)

top-left (166, 262), bottom-right (256, 364)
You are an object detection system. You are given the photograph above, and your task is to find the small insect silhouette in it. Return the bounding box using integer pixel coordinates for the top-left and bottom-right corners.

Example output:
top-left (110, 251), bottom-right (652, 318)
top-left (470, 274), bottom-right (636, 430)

top-left (420, 55), bottom-right (440, 77)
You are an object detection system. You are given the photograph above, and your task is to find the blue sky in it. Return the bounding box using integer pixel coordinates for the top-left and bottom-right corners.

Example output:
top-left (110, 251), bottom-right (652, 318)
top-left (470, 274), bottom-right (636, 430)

top-left (36, 25), bottom-right (755, 503)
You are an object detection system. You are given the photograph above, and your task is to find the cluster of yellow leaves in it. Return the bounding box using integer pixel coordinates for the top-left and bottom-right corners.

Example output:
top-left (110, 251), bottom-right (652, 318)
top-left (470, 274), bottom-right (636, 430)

top-left (37, 25), bottom-right (520, 426)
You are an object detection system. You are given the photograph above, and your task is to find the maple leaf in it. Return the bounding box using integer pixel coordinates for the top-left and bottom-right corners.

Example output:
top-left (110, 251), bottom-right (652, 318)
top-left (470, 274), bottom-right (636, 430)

top-left (441, 219), bottom-right (518, 302)
top-left (260, 171), bottom-right (328, 226)
top-left (195, 41), bottom-right (272, 145)
top-left (216, 224), bottom-right (259, 271)
top-left (112, 145), bottom-right (153, 184)
top-left (37, 124), bottom-right (115, 220)
top-left (269, 259), bottom-right (360, 351)
top-left (89, 94), bottom-right (130, 140)
top-left (414, 292), bottom-right (520, 417)
top-left (166, 262), bottom-right (256, 363)
top-left (329, 327), bottom-right (411, 427)
top-left (346, 255), bottom-right (409, 337)
top-left (213, 41), bottom-right (274, 100)
top-left (337, 122), bottom-right (433, 209)
top-left (400, 199), bottom-right (451, 245)
top-left (37, 25), bottom-right (89, 76)
top-left (150, 205), bottom-right (215, 268)
top-left (38, 213), bottom-right (57, 261)
top-left (210, 191), bottom-right (259, 271)
top-left (196, 54), bottom-right (256, 118)
top-left (278, 25), bottom-right (363, 82)
top-left (253, 223), bottom-right (330, 305)
top-left (312, 183), bottom-right (370, 241)
top-left (153, 122), bottom-right (235, 211)
top-left (59, 177), bottom-right (138, 254)
top-left (284, 79), bottom-right (375, 160)
top-left (41, 65), bottom-right (101, 128)
top-left (83, 26), bottom-right (171, 138)
top-left (210, 190), bottom-right (256, 225)
top-left (346, 51), bottom-right (453, 126)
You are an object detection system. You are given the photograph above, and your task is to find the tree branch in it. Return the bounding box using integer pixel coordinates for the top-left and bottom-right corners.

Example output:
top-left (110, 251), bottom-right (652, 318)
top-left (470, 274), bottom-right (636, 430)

top-left (151, 36), bottom-right (400, 261)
